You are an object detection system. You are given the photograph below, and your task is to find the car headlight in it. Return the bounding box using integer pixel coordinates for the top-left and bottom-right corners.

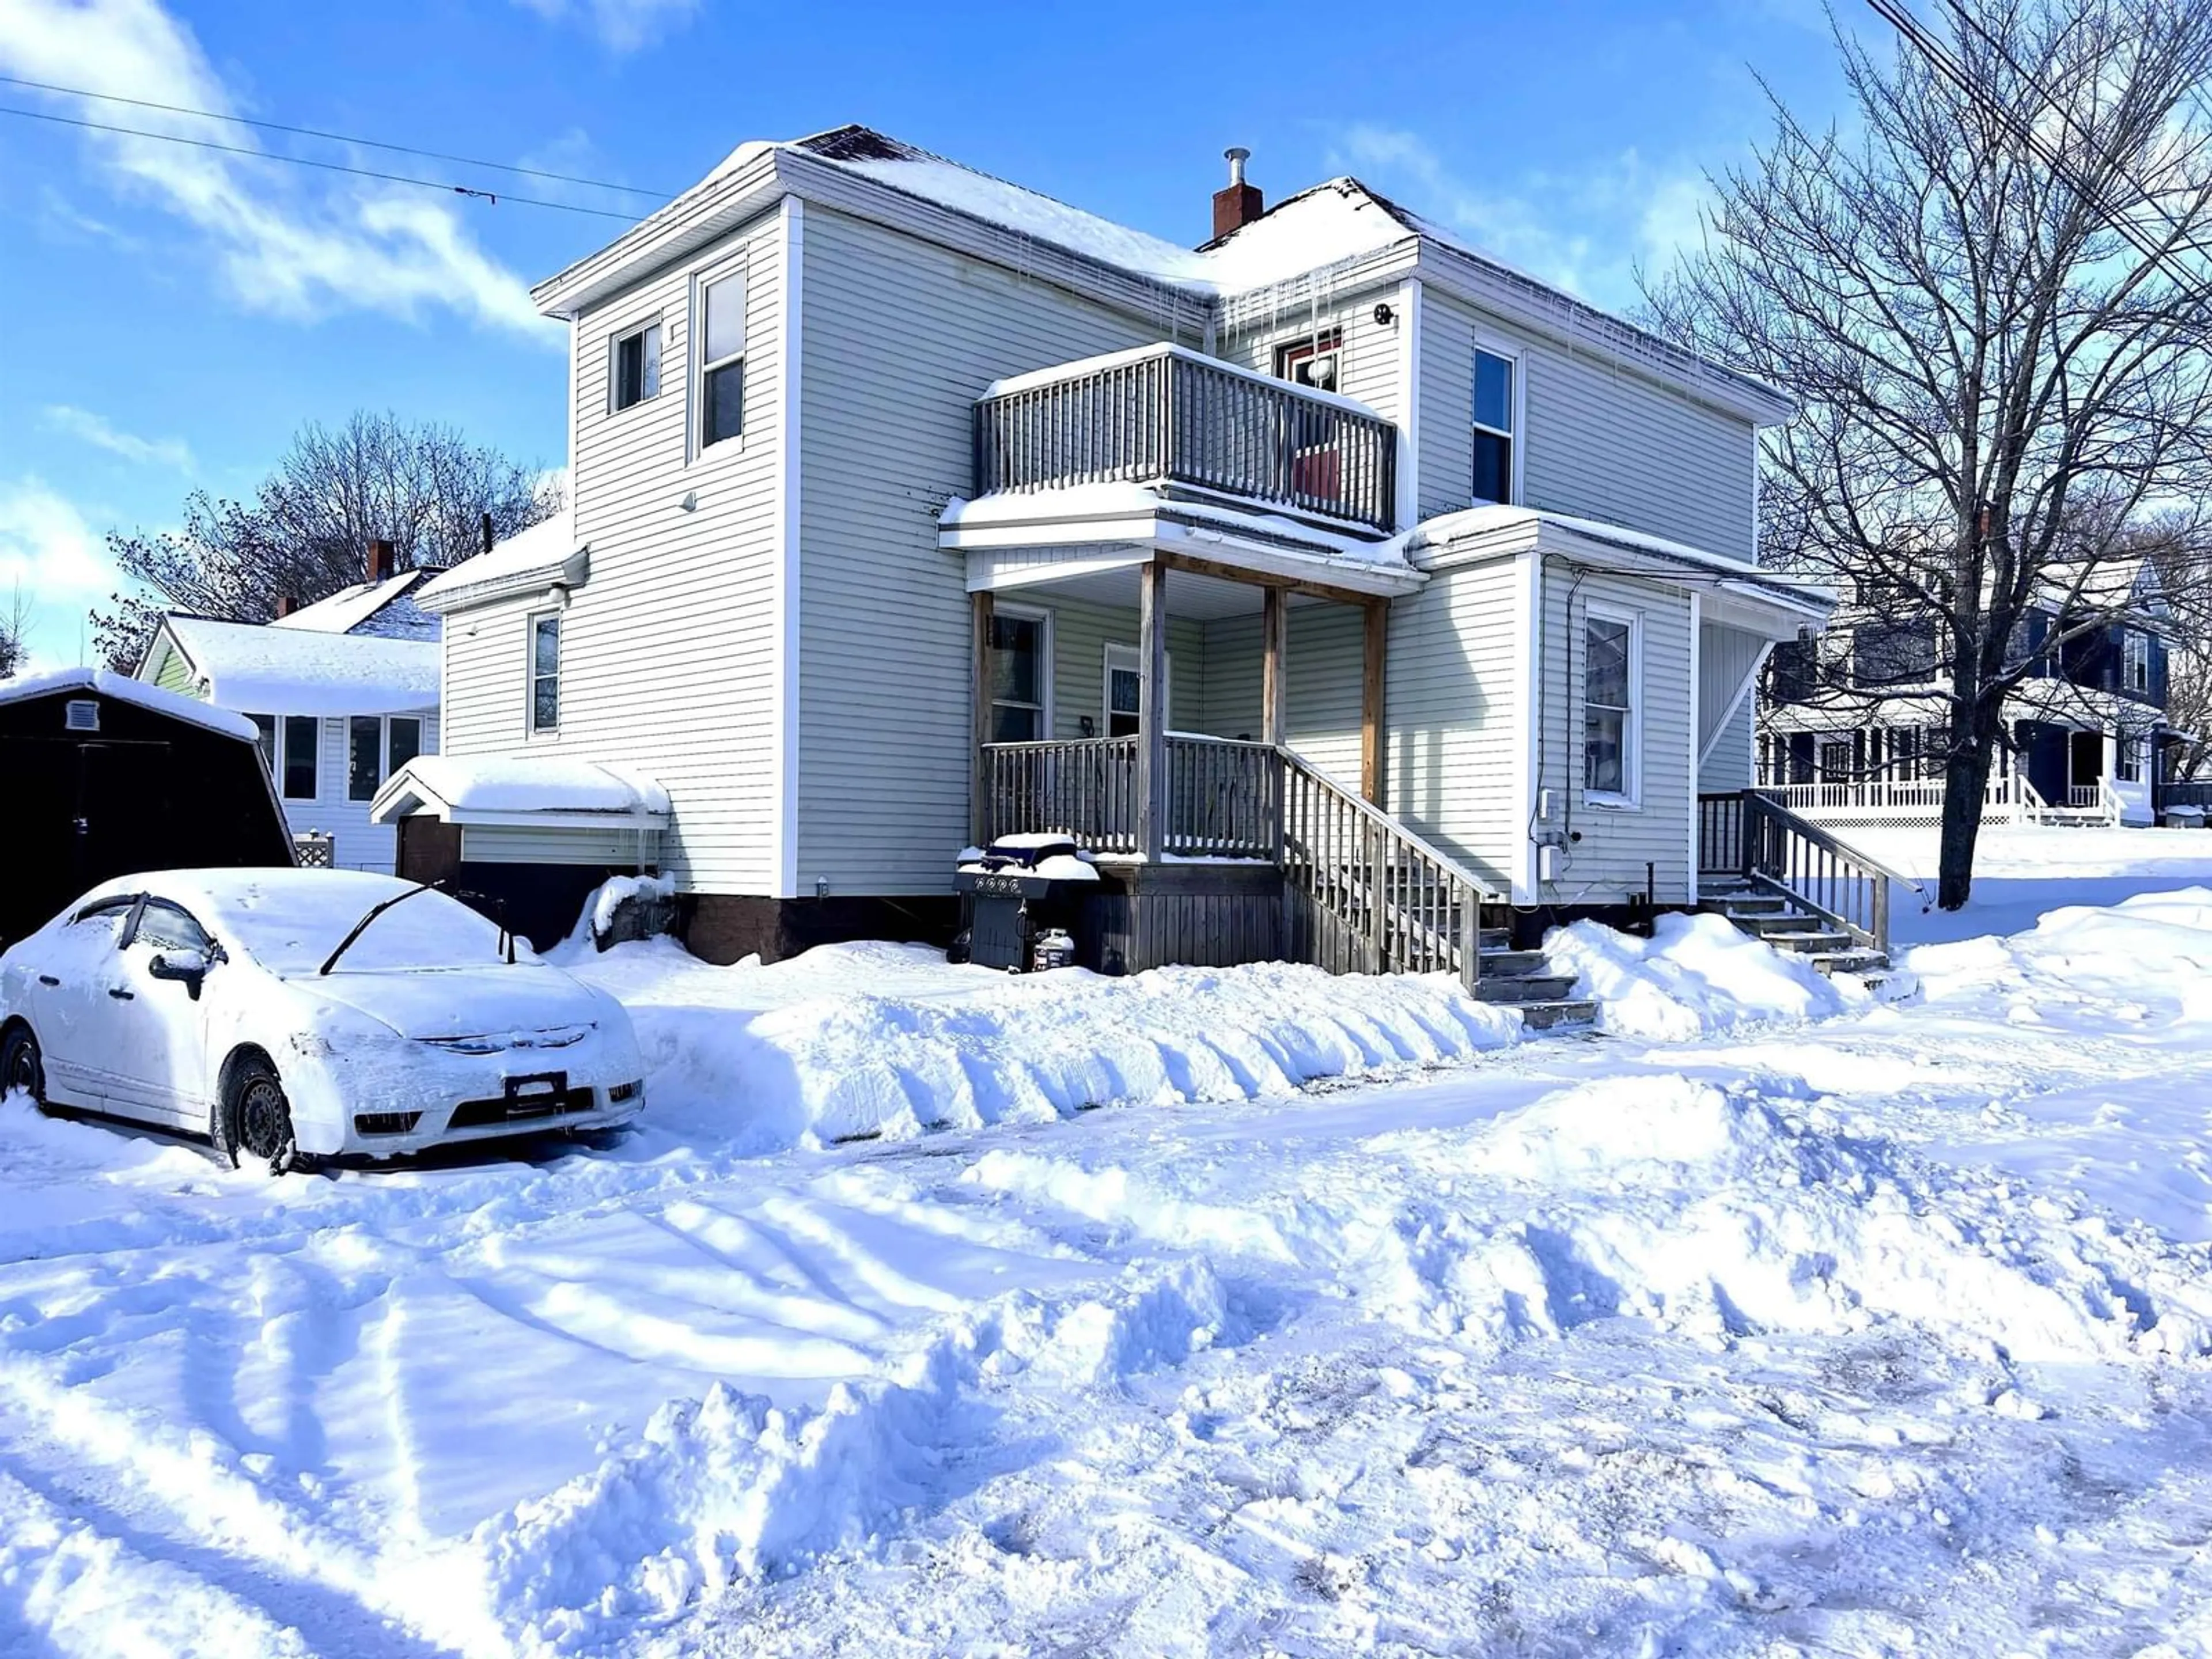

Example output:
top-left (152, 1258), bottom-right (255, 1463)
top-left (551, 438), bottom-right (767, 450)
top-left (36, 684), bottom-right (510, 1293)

top-left (608, 1080), bottom-right (643, 1104)
top-left (423, 1035), bottom-right (506, 1056)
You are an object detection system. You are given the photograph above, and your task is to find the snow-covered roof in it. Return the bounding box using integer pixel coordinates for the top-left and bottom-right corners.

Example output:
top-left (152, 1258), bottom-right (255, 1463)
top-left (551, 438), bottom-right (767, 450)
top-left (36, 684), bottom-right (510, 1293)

top-left (371, 754), bottom-right (669, 830)
top-left (0, 666), bottom-right (262, 741)
top-left (271, 569), bottom-right (442, 641)
top-left (157, 616), bottom-right (440, 718)
top-left (416, 512), bottom-right (586, 612)
top-left (2037, 555), bottom-right (2164, 619)
top-left (535, 126), bottom-right (1789, 427)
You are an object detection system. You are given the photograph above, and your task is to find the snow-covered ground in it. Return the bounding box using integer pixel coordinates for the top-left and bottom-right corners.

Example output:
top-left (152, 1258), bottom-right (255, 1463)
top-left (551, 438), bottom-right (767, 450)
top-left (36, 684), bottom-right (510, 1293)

top-left (1854, 823), bottom-right (2212, 946)
top-left (6, 847), bottom-right (2212, 1656)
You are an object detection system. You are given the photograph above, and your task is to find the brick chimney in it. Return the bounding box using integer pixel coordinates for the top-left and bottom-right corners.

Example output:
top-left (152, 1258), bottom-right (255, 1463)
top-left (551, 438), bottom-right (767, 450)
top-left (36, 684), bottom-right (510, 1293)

top-left (367, 537), bottom-right (395, 585)
top-left (275, 593), bottom-right (297, 619)
top-left (1212, 146), bottom-right (1263, 240)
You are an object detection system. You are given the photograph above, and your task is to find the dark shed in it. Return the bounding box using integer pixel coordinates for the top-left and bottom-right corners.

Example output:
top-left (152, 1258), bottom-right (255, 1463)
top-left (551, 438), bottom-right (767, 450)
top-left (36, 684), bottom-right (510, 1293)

top-left (0, 669), bottom-right (294, 948)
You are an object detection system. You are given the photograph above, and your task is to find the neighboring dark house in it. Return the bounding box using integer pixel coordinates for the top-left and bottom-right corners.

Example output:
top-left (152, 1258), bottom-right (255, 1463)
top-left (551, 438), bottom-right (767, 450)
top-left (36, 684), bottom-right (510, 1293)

top-left (0, 669), bottom-right (294, 948)
top-left (1759, 558), bottom-right (2175, 826)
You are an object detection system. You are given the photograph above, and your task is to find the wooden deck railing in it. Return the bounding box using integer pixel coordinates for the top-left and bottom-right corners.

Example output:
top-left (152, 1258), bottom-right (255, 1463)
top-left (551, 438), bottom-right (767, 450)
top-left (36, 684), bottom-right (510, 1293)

top-left (1702, 790), bottom-right (1913, 954)
top-left (982, 734), bottom-right (1495, 989)
top-left (973, 344), bottom-right (1398, 532)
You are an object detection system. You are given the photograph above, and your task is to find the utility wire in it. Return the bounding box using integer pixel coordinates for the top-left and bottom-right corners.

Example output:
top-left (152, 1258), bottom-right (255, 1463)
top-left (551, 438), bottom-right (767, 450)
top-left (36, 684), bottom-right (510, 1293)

top-left (0, 71), bottom-right (672, 200)
top-left (0, 104), bottom-right (642, 221)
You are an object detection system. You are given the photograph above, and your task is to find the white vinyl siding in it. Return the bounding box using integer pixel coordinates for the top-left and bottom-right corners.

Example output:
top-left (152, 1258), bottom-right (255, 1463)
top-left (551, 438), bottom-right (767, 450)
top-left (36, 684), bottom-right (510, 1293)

top-left (1420, 287), bottom-right (1757, 562)
top-left (1221, 294), bottom-right (1403, 430)
top-left (436, 204), bottom-right (789, 896)
top-left (1043, 597), bottom-right (1203, 741)
top-left (1699, 698), bottom-right (1756, 794)
top-left (460, 825), bottom-right (657, 865)
top-left (1537, 567), bottom-right (1695, 901)
top-left (264, 709), bottom-right (441, 873)
top-left (1196, 604), bottom-right (1367, 786)
top-left (794, 205), bottom-right (1161, 894)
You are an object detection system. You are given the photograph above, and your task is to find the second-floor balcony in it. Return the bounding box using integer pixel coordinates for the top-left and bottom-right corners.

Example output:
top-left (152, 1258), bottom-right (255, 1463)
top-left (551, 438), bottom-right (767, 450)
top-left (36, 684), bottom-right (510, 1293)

top-left (972, 343), bottom-right (1399, 535)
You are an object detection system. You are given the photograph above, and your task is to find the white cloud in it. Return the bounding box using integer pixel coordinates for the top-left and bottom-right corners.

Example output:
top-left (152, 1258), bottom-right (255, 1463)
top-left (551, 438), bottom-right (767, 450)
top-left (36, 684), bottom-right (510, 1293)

top-left (1331, 126), bottom-right (1714, 311)
top-left (511, 0), bottom-right (698, 52)
top-left (42, 405), bottom-right (192, 471)
top-left (0, 479), bottom-right (122, 603)
top-left (0, 0), bottom-right (555, 340)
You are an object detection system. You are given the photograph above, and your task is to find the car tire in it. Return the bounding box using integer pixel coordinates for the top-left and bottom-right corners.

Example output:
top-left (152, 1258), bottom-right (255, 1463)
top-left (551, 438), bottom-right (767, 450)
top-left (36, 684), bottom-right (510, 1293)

top-left (1, 1025), bottom-right (50, 1115)
top-left (222, 1054), bottom-right (298, 1175)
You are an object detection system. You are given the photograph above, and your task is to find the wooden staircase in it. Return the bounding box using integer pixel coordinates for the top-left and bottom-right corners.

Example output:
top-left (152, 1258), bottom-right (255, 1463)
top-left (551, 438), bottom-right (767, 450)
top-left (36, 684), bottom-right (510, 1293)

top-left (1695, 878), bottom-right (1895, 979)
top-left (1698, 791), bottom-right (1919, 989)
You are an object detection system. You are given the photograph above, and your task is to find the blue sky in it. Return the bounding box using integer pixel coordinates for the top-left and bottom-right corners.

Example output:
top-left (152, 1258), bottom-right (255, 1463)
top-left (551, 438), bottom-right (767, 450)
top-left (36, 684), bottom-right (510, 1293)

top-left (0, 0), bottom-right (1859, 669)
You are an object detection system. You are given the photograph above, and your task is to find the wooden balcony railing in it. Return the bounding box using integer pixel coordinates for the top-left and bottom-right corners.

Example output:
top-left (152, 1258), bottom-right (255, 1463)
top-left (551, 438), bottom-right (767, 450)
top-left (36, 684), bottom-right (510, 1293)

top-left (974, 343), bottom-right (1398, 532)
top-left (978, 734), bottom-right (1280, 859)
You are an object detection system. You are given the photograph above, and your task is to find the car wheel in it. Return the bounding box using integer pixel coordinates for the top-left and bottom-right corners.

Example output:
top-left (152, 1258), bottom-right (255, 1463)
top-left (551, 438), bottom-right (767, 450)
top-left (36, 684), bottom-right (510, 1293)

top-left (1, 1025), bottom-right (49, 1115)
top-left (224, 1055), bottom-right (298, 1175)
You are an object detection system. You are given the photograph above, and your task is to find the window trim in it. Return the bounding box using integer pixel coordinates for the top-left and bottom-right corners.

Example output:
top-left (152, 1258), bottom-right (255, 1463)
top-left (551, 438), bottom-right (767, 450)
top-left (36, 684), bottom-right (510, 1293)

top-left (607, 316), bottom-right (663, 416)
top-left (987, 601), bottom-right (1052, 742)
top-left (1582, 602), bottom-right (1642, 809)
top-left (1272, 325), bottom-right (1344, 395)
top-left (1470, 338), bottom-right (1523, 507)
top-left (691, 259), bottom-right (748, 459)
top-left (1103, 641), bottom-right (1171, 737)
top-left (344, 713), bottom-right (427, 802)
top-left (528, 610), bottom-right (563, 737)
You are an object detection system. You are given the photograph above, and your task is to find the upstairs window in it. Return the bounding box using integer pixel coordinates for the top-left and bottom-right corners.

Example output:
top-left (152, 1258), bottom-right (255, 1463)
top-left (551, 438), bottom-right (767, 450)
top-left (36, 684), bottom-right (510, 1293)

top-left (988, 609), bottom-right (1048, 742)
top-left (699, 271), bottom-right (747, 448)
top-left (1851, 618), bottom-right (1939, 688)
top-left (611, 321), bottom-right (661, 412)
top-left (1472, 347), bottom-right (1515, 503)
top-left (1583, 609), bottom-right (1639, 803)
top-left (1274, 327), bottom-right (1343, 395)
top-left (531, 614), bottom-right (562, 733)
top-left (2125, 629), bottom-right (2152, 694)
top-left (281, 715), bottom-right (319, 801)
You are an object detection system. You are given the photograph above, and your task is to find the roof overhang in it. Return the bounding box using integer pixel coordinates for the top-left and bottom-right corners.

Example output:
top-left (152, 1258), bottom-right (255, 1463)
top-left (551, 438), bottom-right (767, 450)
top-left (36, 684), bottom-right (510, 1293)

top-left (370, 756), bottom-right (669, 831)
top-left (1410, 506), bottom-right (1833, 639)
top-left (416, 544), bottom-right (590, 615)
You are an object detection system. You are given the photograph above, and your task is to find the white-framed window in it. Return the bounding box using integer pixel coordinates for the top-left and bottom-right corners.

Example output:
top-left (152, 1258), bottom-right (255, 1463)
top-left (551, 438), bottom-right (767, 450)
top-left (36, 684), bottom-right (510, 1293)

top-left (1103, 642), bottom-right (1171, 738)
top-left (1472, 344), bottom-right (1518, 505)
top-left (1582, 605), bottom-right (1641, 805)
top-left (696, 266), bottom-right (746, 451)
top-left (530, 613), bottom-right (562, 733)
top-left (988, 604), bottom-right (1051, 742)
top-left (2117, 733), bottom-right (2143, 783)
top-left (347, 714), bottom-right (427, 802)
top-left (280, 715), bottom-right (320, 802)
top-left (2125, 629), bottom-right (2152, 694)
top-left (1272, 327), bottom-right (1343, 395)
top-left (609, 320), bottom-right (661, 414)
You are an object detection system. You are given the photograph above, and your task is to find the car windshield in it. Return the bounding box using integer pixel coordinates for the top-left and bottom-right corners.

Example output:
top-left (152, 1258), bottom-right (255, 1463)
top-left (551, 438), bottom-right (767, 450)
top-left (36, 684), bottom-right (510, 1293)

top-left (196, 874), bottom-right (538, 976)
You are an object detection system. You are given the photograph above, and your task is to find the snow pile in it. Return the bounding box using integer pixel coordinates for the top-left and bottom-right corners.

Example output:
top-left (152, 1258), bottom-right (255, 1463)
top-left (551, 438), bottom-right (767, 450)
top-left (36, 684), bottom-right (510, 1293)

top-left (1544, 911), bottom-right (1863, 1040)
top-left (1908, 886), bottom-right (2212, 1029)
top-left (460, 1259), bottom-right (1228, 1652)
top-left (573, 942), bottom-right (1522, 1152)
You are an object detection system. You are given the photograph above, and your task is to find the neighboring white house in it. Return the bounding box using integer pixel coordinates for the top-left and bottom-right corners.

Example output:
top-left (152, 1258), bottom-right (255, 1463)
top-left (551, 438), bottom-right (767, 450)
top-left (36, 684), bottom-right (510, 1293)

top-left (138, 548), bottom-right (442, 872)
top-left (1759, 556), bottom-right (2178, 828)
top-left (379, 126), bottom-right (1835, 975)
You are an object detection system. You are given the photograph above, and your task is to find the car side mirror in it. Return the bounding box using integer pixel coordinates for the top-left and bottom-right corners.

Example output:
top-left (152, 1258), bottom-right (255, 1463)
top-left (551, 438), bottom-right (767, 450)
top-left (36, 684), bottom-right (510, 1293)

top-left (149, 949), bottom-right (210, 999)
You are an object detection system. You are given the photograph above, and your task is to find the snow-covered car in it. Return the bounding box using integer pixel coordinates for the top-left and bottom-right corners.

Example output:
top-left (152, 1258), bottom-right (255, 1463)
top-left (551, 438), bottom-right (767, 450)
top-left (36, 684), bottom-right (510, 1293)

top-left (0, 868), bottom-right (646, 1170)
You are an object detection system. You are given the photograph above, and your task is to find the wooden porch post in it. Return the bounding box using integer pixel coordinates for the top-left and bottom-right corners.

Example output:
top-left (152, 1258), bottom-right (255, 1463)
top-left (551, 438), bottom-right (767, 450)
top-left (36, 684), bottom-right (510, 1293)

top-left (1137, 560), bottom-right (1169, 862)
top-left (1261, 584), bottom-right (1288, 748)
top-left (970, 589), bottom-right (995, 846)
top-left (1361, 597), bottom-right (1388, 806)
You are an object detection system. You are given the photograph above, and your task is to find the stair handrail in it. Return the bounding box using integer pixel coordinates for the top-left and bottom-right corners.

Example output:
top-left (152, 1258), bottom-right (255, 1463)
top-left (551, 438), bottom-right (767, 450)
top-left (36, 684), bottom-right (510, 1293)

top-left (1277, 747), bottom-right (1500, 991)
top-left (1740, 790), bottom-right (1924, 955)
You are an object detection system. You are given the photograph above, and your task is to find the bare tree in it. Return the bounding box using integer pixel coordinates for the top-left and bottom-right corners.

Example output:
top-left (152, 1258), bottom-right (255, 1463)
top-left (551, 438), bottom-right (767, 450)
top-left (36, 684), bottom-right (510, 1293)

top-left (0, 584), bottom-right (29, 680)
top-left (1649, 0), bottom-right (2212, 907)
top-left (90, 411), bottom-right (560, 671)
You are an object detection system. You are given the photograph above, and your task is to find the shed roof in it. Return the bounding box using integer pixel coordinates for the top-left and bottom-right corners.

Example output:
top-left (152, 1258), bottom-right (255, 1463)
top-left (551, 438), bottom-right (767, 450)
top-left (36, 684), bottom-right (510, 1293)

top-left (0, 666), bottom-right (262, 741)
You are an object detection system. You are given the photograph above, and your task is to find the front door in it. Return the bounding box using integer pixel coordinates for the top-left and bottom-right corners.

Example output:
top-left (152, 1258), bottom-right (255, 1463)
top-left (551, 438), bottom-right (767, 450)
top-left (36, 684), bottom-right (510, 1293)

top-left (2069, 730), bottom-right (2105, 800)
top-left (1104, 644), bottom-right (1168, 738)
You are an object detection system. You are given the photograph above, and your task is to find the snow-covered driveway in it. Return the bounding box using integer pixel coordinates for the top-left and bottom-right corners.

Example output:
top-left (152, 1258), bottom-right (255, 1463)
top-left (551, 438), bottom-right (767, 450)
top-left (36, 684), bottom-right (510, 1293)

top-left (6, 889), bottom-right (2212, 1656)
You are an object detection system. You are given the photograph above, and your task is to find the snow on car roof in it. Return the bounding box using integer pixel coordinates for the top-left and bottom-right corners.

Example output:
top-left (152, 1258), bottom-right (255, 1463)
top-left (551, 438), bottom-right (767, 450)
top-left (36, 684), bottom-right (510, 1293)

top-left (0, 666), bottom-right (260, 742)
top-left (77, 868), bottom-right (523, 975)
top-left (161, 616), bottom-right (440, 717)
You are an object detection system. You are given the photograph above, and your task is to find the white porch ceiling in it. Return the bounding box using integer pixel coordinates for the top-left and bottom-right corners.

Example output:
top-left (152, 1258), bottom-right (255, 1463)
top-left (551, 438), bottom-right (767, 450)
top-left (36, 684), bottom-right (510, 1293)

top-left (968, 551), bottom-right (1336, 619)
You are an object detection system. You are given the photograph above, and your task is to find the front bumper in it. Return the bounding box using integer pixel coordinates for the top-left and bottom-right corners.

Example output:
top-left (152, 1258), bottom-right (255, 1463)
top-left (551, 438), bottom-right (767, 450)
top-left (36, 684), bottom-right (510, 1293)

top-left (340, 1080), bottom-right (646, 1157)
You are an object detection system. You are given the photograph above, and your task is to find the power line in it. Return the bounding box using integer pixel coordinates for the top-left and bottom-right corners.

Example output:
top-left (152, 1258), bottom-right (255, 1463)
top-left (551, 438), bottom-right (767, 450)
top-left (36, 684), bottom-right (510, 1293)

top-left (0, 72), bottom-right (671, 200)
top-left (0, 104), bottom-right (642, 222)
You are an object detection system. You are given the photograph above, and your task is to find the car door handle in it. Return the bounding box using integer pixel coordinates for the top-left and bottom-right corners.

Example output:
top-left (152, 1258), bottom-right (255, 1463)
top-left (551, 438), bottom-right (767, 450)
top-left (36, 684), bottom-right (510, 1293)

top-left (37, 975), bottom-right (59, 987)
top-left (107, 987), bottom-right (134, 1001)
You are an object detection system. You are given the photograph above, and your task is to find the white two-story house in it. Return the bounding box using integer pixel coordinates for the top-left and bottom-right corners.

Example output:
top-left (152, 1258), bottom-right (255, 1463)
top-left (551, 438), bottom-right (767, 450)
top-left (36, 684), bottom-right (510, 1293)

top-left (378, 127), bottom-right (1834, 982)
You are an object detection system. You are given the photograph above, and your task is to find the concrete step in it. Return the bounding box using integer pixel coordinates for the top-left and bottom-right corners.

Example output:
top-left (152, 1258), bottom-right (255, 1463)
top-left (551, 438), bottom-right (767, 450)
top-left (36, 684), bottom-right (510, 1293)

top-left (1805, 949), bottom-right (1889, 977)
top-left (1476, 974), bottom-right (1582, 1005)
top-left (1516, 999), bottom-right (1599, 1032)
